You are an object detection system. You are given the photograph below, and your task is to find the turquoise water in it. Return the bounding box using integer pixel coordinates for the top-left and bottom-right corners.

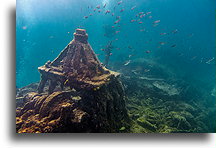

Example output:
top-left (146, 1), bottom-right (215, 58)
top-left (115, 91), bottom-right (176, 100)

top-left (16, 0), bottom-right (216, 133)
top-left (16, 0), bottom-right (215, 88)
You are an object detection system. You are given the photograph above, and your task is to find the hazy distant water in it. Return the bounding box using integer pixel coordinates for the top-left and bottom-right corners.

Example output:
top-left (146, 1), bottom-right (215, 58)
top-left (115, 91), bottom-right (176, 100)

top-left (16, 0), bottom-right (215, 89)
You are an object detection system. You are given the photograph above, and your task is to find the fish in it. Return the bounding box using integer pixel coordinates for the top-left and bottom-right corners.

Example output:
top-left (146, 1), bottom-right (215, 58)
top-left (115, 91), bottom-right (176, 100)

top-left (118, 1), bottom-right (123, 5)
top-left (190, 56), bottom-right (197, 60)
top-left (160, 33), bottom-right (167, 35)
top-left (159, 42), bottom-right (166, 45)
top-left (144, 69), bottom-right (150, 72)
top-left (96, 5), bottom-right (100, 9)
top-left (132, 70), bottom-right (139, 75)
top-left (105, 10), bottom-right (111, 14)
top-left (114, 19), bottom-right (120, 24)
top-left (148, 16), bottom-right (152, 19)
top-left (120, 9), bottom-right (124, 12)
top-left (139, 12), bottom-right (144, 15)
top-left (171, 44), bottom-right (176, 47)
top-left (22, 26), bottom-right (27, 30)
top-left (83, 16), bottom-right (88, 19)
top-left (145, 50), bottom-right (151, 53)
top-left (188, 33), bottom-right (194, 38)
top-left (98, 10), bottom-right (101, 13)
top-left (206, 57), bottom-right (215, 64)
top-left (130, 19), bottom-right (136, 22)
top-left (89, 13), bottom-right (93, 16)
top-left (116, 16), bottom-right (121, 19)
top-left (172, 29), bottom-right (178, 34)
top-left (146, 12), bottom-right (152, 15)
top-left (115, 31), bottom-right (120, 34)
top-left (93, 9), bottom-right (96, 12)
top-left (140, 14), bottom-right (145, 18)
top-left (103, 4), bottom-right (107, 8)
top-left (128, 54), bottom-right (132, 58)
top-left (112, 13), bottom-right (115, 16)
top-left (131, 6), bottom-right (136, 10)
top-left (153, 20), bottom-right (160, 24)
top-left (128, 46), bottom-right (133, 49)
top-left (139, 21), bottom-right (143, 24)
top-left (124, 60), bottom-right (131, 66)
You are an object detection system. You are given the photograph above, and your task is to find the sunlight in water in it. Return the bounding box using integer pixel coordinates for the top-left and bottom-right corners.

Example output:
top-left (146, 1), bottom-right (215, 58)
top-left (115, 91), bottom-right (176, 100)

top-left (102, 0), bottom-right (110, 6)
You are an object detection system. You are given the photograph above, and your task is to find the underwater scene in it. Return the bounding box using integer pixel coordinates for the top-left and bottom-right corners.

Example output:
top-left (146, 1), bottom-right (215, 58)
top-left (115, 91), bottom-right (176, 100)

top-left (16, 0), bottom-right (216, 133)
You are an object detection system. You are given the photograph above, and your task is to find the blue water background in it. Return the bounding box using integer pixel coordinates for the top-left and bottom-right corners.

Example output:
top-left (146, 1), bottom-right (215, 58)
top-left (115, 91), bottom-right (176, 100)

top-left (16, 0), bottom-right (216, 92)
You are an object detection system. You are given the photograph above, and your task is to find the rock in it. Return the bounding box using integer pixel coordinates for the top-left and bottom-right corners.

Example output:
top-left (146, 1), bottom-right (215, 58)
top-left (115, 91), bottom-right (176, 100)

top-left (152, 81), bottom-right (180, 96)
top-left (16, 83), bottom-right (39, 97)
top-left (158, 125), bottom-right (178, 133)
top-left (177, 102), bottom-right (196, 114)
top-left (16, 85), bottom-right (129, 133)
top-left (137, 117), bottom-right (157, 132)
top-left (168, 111), bottom-right (192, 130)
top-left (130, 122), bottom-right (148, 133)
top-left (16, 97), bottom-right (26, 108)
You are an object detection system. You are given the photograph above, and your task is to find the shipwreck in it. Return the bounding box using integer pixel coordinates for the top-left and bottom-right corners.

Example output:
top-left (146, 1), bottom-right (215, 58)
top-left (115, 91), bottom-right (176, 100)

top-left (16, 29), bottom-right (129, 133)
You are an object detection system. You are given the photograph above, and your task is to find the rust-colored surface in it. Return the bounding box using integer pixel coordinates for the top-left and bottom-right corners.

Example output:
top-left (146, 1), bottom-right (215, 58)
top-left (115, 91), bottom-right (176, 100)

top-left (16, 76), bottom-right (129, 133)
top-left (38, 29), bottom-right (118, 93)
top-left (16, 29), bottom-right (129, 133)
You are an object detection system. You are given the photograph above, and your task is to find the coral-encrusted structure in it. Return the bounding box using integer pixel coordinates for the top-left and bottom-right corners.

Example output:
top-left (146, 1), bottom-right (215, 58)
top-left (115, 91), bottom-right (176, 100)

top-left (16, 29), bottom-right (129, 133)
top-left (38, 29), bottom-right (114, 94)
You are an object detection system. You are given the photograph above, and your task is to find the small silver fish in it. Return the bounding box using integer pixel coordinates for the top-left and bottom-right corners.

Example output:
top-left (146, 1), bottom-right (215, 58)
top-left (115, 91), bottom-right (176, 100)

top-left (131, 6), bottom-right (136, 10)
top-left (153, 20), bottom-right (160, 24)
top-left (124, 60), bottom-right (131, 66)
top-left (118, 1), bottom-right (123, 5)
top-left (206, 57), bottom-right (215, 64)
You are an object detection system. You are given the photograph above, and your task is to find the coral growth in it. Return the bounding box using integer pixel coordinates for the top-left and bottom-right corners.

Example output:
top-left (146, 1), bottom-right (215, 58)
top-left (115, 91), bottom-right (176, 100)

top-left (16, 77), bottom-right (129, 133)
top-left (38, 29), bottom-right (115, 94)
top-left (120, 59), bottom-right (216, 133)
top-left (16, 29), bottom-right (129, 133)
